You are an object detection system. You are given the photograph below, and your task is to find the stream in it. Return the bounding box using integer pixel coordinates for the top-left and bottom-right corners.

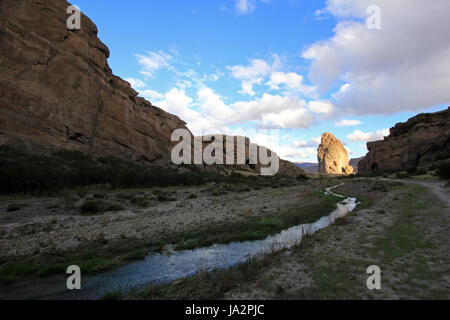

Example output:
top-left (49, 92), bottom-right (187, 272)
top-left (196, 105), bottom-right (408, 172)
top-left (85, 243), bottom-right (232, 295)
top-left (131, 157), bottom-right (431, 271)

top-left (0, 184), bottom-right (358, 300)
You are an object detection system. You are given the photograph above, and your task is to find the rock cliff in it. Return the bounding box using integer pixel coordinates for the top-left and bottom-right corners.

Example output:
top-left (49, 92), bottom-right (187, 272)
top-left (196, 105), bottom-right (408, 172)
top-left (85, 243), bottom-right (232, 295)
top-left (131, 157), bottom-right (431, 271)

top-left (0, 0), bottom-right (302, 175)
top-left (317, 132), bottom-right (353, 175)
top-left (0, 0), bottom-right (189, 165)
top-left (358, 107), bottom-right (450, 174)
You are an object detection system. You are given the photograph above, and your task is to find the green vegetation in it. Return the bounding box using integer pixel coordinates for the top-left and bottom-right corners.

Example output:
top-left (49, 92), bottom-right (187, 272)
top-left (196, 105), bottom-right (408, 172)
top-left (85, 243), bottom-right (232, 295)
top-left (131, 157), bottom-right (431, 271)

top-left (295, 184), bottom-right (447, 300)
top-left (0, 146), bottom-right (206, 195)
top-left (0, 186), bottom-right (341, 283)
top-left (0, 239), bottom-right (167, 284)
top-left (126, 181), bottom-right (449, 300)
top-left (6, 203), bottom-right (22, 212)
top-left (436, 162), bottom-right (450, 180)
top-left (127, 250), bottom-right (281, 300)
top-left (172, 192), bottom-right (341, 250)
top-left (0, 146), bottom-right (306, 196)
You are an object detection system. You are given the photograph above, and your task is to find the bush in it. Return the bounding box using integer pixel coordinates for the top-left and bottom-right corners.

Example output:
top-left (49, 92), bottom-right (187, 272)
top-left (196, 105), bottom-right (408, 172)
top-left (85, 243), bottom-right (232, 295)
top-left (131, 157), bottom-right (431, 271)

top-left (0, 146), bottom-right (207, 195)
top-left (395, 172), bottom-right (410, 179)
top-left (80, 201), bottom-right (100, 215)
top-left (296, 173), bottom-right (309, 180)
top-left (6, 204), bottom-right (21, 212)
top-left (436, 162), bottom-right (450, 180)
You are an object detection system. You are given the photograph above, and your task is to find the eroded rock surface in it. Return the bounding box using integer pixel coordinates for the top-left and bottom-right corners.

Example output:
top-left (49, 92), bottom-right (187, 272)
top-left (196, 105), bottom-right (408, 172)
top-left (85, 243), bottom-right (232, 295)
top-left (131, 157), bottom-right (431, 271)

top-left (358, 107), bottom-right (450, 175)
top-left (0, 0), bottom-right (189, 165)
top-left (317, 132), bottom-right (353, 175)
top-left (0, 0), bottom-right (303, 176)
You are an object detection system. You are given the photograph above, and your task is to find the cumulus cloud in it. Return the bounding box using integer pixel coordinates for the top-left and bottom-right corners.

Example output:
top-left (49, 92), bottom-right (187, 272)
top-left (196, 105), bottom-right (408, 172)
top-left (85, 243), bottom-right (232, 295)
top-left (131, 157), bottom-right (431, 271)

top-left (125, 78), bottom-right (147, 89)
top-left (135, 51), bottom-right (173, 78)
top-left (228, 57), bottom-right (281, 96)
top-left (347, 129), bottom-right (390, 142)
top-left (308, 100), bottom-right (334, 115)
top-left (140, 89), bottom-right (164, 101)
top-left (336, 119), bottom-right (363, 127)
top-left (304, 0), bottom-right (450, 115)
top-left (267, 72), bottom-right (317, 97)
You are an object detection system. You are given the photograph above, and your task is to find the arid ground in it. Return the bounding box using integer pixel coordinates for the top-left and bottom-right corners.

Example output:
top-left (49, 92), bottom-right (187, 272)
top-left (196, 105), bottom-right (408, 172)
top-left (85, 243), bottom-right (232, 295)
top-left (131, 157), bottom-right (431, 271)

top-left (1, 175), bottom-right (448, 300)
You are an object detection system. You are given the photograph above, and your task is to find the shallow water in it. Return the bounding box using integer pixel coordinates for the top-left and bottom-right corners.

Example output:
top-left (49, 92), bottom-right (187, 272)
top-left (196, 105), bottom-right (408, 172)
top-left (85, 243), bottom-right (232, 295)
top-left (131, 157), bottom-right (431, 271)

top-left (0, 185), bottom-right (357, 300)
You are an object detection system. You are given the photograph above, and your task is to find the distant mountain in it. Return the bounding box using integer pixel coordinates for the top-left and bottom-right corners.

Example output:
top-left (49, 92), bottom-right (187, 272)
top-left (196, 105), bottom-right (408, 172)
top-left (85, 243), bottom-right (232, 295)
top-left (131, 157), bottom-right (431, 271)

top-left (295, 162), bottom-right (319, 174)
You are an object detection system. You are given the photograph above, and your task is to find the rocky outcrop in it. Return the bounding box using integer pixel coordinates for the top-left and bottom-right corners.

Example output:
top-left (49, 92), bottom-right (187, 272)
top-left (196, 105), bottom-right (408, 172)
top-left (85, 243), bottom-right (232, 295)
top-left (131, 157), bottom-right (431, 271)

top-left (317, 132), bottom-right (353, 175)
top-left (197, 135), bottom-right (304, 176)
top-left (349, 157), bottom-right (364, 173)
top-left (0, 0), bottom-right (189, 165)
top-left (0, 0), bottom-right (302, 176)
top-left (358, 107), bottom-right (450, 175)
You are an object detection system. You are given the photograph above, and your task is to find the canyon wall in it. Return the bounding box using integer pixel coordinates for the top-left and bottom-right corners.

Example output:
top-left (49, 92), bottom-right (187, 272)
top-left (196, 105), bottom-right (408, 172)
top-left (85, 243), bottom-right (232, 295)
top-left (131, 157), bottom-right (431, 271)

top-left (0, 0), bottom-right (302, 175)
top-left (358, 107), bottom-right (450, 174)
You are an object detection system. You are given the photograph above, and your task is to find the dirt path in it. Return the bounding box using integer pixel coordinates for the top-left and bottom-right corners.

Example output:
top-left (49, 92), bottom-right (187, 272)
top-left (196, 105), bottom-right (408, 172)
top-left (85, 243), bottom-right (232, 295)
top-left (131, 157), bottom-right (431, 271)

top-left (399, 179), bottom-right (449, 207)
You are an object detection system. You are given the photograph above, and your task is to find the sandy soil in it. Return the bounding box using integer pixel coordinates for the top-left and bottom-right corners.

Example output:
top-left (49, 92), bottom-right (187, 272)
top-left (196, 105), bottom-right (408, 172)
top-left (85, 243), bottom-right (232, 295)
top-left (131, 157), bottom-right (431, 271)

top-left (0, 181), bottom-right (331, 260)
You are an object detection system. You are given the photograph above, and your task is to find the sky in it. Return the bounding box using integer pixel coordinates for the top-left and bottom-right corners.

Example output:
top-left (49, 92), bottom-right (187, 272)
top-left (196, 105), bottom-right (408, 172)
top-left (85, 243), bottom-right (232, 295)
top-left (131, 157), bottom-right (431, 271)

top-left (72, 0), bottom-right (450, 163)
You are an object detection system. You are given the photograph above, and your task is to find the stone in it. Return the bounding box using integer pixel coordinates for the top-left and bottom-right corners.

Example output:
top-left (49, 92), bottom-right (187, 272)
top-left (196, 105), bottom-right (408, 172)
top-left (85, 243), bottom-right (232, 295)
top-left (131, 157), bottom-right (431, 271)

top-left (317, 132), bottom-right (354, 175)
top-left (358, 107), bottom-right (450, 175)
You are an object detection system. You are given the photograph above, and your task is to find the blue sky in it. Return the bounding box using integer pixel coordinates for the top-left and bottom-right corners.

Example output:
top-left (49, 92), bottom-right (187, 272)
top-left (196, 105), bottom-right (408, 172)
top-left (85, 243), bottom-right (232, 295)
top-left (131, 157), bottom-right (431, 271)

top-left (72, 0), bottom-right (449, 162)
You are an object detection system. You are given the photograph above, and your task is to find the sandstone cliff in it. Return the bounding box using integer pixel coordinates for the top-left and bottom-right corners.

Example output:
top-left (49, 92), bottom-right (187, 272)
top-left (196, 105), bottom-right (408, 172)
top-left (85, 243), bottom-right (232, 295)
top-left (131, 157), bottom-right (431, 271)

top-left (0, 0), bottom-right (189, 165)
top-left (349, 157), bottom-right (364, 174)
top-left (358, 107), bottom-right (450, 175)
top-left (317, 132), bottom-right (353, 175)
top-left (0, 0), bottom-right (302, 175)
top-left (197, 135), bottom-right (304, 176)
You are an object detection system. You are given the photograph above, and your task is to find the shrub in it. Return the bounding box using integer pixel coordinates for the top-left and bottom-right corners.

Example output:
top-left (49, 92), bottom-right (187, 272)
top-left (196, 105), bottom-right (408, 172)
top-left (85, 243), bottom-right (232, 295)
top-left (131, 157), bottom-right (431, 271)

top-left (436, 162), bottom-right (450, 180)
top-left (79, 201), bottom-right (100, 215)
top-left (296, 173), bottom-right (309, 180)
top-left (6, 204), bottom-right (21, 212)
top-left (395, 172), bottom-right (410, 179)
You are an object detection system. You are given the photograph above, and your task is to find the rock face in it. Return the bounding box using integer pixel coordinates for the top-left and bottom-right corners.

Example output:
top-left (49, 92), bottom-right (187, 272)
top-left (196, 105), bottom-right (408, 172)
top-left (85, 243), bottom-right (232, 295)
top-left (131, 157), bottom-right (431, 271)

top-left (349, 157), bottom-right (364, 174)
top-left (197, 135), bottom-right (304, 176)
top-left (0, 0), bottom-right (188, 165)
top-left (358, 107), bottom-right (450, 175)
top-left (317, 133), bottom-right (354, 175)
top-left (0, 0), bottom-right (302, 176)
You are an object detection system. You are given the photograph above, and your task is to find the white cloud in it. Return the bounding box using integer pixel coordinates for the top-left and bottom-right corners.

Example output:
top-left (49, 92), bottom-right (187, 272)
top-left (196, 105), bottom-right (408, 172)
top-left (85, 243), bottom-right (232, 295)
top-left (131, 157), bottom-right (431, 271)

top-left (135, 51), bottom-right (173, 78)
top-left (344, 146), bottom-right (354, 155)
top-left (235, 0), bottom-right (273, 15)
top-left (336, 119), bottom-right (363, 127)
top-left (304, 0), bottom-right (450, 115)
top-left (347, 129), bottom-right (390, 142)
top-left (308, 100), bottom-right (334, 115)
top-left (261, 107), bottom-right (314, 129)
top-left (311, 136), bottom-right (322, 145)
top-left (267, 72), bottom-right (317, 97)
top-left (235, 0), bottom-right (256, 15)
top-left (125, 78), bottom-right (147, 89)
top-left (228, 57), bottom-right (280, 96)
top-left (140, 89), bottom-right (164, 101)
